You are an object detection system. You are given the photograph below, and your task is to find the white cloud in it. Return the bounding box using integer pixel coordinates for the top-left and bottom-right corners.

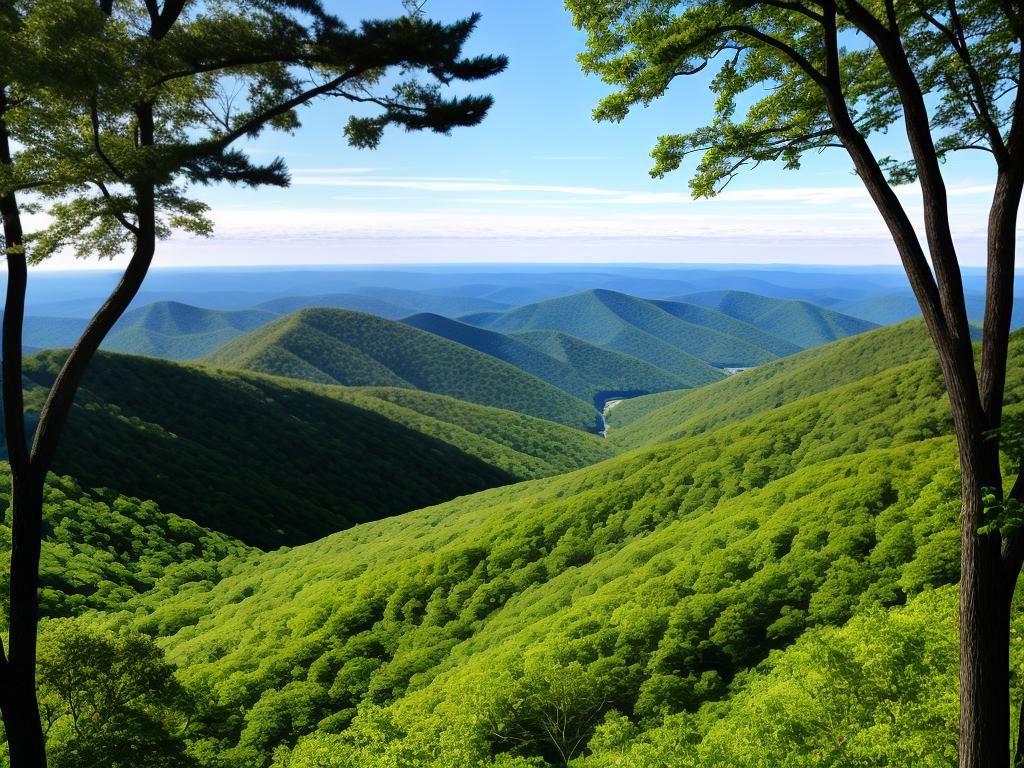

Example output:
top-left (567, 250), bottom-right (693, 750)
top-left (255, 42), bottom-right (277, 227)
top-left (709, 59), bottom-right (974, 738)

top-left (290, 176), bottom-right (624, 196)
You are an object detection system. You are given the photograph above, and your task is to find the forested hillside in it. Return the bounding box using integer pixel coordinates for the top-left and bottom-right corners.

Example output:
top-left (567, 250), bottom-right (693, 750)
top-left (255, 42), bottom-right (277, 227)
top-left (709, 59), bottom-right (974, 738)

top-left (679, 290), bottom-right (878, 348)
top-left (205, 309), bottom-right (599, 430)
top-left (8, 351), bottom-right (611, 547)
top-left (607, 320), bottom-right (940, 447)
top-left (402, 313), bottom-right (691, 402)
top-left (0, 471), bottom-right (251, 622)
top-left (104, 301), bottom-right (277, 360)
top-left (461, 289), bottom-right (872, 372)
top-left (77, 321), bottom-right (1005, 767)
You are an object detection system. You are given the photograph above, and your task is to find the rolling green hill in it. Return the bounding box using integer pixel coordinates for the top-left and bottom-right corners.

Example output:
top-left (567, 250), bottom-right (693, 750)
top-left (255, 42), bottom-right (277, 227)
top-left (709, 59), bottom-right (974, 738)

top-left (104, 301), bottom-right (278, 360)
top-left (92, 318), bottom-right (1008, 767)
top-left (0, 470), bottom-right (251, 623)
top-left (401, 313), bottom-right (691, 403)
top-left (22, 316), bottom-right (88, 350)
top-left (462, 289), bottom-right (776, 371)
top-left (679, 290), bottom-right (878, 349)
top-left (205, 308), bottom-right (599, 430)
top-left (12, 351), bottom-right (611, 548)
top-left (608, 319), bottom-right (940, 449)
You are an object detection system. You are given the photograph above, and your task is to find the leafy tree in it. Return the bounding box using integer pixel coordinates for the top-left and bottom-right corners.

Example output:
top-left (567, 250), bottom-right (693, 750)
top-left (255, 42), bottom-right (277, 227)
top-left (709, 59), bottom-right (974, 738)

top-left (35, 618), bottom-right (195, 768)
top-left (567, 1), bottom-right (1022, 764)
top-left (0, 1), bottom-right (505, 765)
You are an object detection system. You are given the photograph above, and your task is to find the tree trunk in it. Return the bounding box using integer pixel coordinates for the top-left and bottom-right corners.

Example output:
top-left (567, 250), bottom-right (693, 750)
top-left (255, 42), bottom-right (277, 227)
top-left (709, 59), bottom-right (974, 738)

top-left (959, 438), bottom-right (1012, 768)
top-left (1, 477), bottom-right (46, 768)
top-left (1, 684), bottom-right (46, 768)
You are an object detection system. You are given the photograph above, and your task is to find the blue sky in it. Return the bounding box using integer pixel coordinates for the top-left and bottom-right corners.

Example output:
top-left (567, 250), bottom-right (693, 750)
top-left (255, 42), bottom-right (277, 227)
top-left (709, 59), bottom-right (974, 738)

top-left (51, 0), bottom-right (1003, 268)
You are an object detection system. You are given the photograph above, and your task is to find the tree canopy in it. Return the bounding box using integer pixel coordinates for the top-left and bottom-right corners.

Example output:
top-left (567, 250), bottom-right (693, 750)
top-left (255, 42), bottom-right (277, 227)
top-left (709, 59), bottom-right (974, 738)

top-left (568, 0), bottom-right (1019, 193)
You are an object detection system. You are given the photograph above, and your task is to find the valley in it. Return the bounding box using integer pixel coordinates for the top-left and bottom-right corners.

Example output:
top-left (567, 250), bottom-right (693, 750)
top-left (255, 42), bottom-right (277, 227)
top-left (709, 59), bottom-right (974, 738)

top-left (0, 264), bottom-right (1004, 766)
top-left (9, 309), bottom-right (1009, 767)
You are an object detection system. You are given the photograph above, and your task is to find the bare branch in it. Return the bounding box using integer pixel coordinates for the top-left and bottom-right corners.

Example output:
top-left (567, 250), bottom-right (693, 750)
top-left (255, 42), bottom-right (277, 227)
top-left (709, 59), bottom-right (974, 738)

top-left (90, 94), bottom-right (125, 182)
top-left (89, 179), bottom-right (140, 235)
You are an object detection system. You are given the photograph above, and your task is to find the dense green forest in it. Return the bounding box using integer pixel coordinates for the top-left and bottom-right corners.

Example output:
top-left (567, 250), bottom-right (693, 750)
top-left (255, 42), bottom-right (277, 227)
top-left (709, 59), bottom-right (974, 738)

top-left (402, 313), bottom-right (691, 403)
top-left (205, 309), bottom-right (600, 431)
top-left (461, 289), bottom-right (874, 371)
top-left (4, 0), bottom-right (1017, 760)
top-left (105, 302), bottom-right (277, 360)
top-left (4, 351), bottom-right (611, 547)
top-left (679, 291), bottom-right (878, 349)
top-left (0, 322), bottom-right (1001, 766)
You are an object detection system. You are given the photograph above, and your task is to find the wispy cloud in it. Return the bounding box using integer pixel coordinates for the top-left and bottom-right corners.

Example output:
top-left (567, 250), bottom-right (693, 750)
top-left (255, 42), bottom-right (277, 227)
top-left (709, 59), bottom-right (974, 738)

top-left (290, 175), bottom-right (624, 196)
top-left (288, 174), bottom-right (997, 209)
top-left (289, 166), bottom-right (379, 174)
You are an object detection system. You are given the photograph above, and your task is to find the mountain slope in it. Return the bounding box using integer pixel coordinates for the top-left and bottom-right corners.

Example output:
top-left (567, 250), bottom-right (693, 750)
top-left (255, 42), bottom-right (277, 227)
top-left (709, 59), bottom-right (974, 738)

top-left (13, 351), bottom-right (611, 548)
top-left (464, 289), bottom-right (775, 370)
top-left (680, 289), bottom-right (878, 348)
top-left (104, 301), bottom-right (278, 360)
top-left (511, 329), bottom-right (694, 399)
top-left (23, 316), bottom-right (88, 349)
top-left (609, 319), bottom-right (939, 449)
top-left (205, 308), bottom-right (599, 430)
top-left (1, 470), bottom-right (251, 623)
top-left (401, 313), bottom-right (690, 403)
top-left (112, 321), bottom-right (1021, 766)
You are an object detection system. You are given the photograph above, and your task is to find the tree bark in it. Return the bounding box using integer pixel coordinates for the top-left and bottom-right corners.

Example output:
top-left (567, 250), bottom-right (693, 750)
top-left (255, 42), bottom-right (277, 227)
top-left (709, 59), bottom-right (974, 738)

top-left (2, 478), bottom-right (46, 768)
top-left (958, 441), bottom-right (1012, 768)
top-left (1, 83), bottom-right (48, 768)
top-left (0, 98), bottom-right (158, 767)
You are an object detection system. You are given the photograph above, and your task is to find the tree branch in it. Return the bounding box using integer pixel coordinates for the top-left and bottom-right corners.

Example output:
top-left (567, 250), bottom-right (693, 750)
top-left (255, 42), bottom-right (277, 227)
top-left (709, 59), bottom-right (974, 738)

top-left (835, 0), bottom-right (976, 378)
top-left (28, 105), bottom-right (160, 479)
top-left (817, 3), bottom-right (949, 350)
top-left (90, 93), bottom-right (125, 182)
top-left (916, 1), bottom-right (1009, 164)
top-left (201, 68), bottom-right (358, 153)
top-left (719, 25), bottom-right (828, 86)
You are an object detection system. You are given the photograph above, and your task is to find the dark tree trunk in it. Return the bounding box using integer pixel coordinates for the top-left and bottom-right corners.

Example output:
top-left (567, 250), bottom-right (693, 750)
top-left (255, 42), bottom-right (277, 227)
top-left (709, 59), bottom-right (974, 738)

top-left (0, 83), bottom-right (47, 768)
top-left (958, 447), bottom-right (1013, 768)
top-left (1, 478), bottom-right (46, 768)
top-left (0, 92), bottom-right (158, 766)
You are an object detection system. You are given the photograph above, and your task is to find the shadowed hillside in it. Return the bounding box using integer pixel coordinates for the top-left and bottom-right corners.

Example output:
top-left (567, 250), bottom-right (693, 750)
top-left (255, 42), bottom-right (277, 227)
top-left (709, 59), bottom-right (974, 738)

top-left (9, 351), bottom-right (611, 547)
top-left (402, 313), bottom-right (692, 403)
top-left (204, 308), bottom-right (599, 430)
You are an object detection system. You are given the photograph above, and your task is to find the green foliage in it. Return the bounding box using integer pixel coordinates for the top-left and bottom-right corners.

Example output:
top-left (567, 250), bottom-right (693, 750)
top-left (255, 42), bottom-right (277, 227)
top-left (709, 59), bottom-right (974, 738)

top-left (205, 308), bottom-right (599, 431)
top-left (0, 470), bottom-right (249, 621)
top-left (105, 302), bottom-right (278, 361)
top-left (5, 351), bottom-right (610, 547)
top-left (574, 587), bottom-right (962, 768)
top-left (34, 619), bottom-right (197, 768)
top-left (95, 323), bottom-right (1016, 766)
top-left (567, 0), bottom-right (1017, 191)
top-left (402, 313), bottom-right (692, 404)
